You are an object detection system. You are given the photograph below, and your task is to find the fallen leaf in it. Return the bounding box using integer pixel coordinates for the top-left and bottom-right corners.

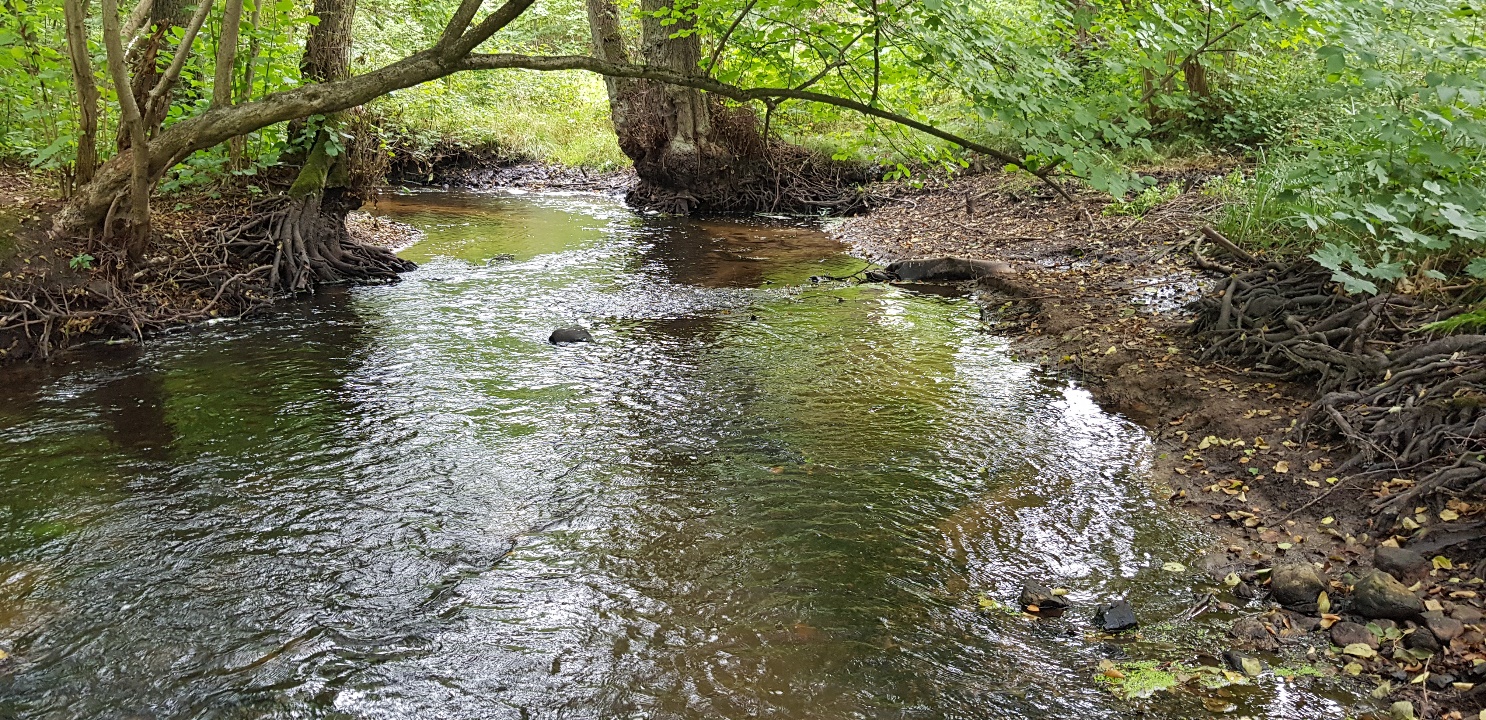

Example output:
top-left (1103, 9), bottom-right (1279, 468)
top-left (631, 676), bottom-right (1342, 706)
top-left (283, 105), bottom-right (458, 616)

top-left (1434, 556), bottom-right (1454, 570)
top-left (1441, 509), bottom-right (1460, 522)
top-left (1321, 613), bottom-right (1341, 629)
top-left (1224, 572), bottom-right (1241, 587)
top-left (1309, 461), bottom-right (1324, 471)
top-left (1274, 461), bottom-right (1290, 473)
top-left (1318, 591), bottom-right (1331, 614)
top-left (1451, 590), bottom-right (1478, 599)
top-left (1344, 662), bottom-right (1363, 676)
top-left (1277, 543), bottom-right (1293, 550)
top-left (1321, 516), bottom-right (1334, 525)
top-left (1425, 599), bottom-right (1444, 612)
top-left (1411, 671), bottom-right (1429, 685)
top-left (1344, 643), bottom-right (1377, 658)
top-left (1162, 561), bottom-right (1187, 572)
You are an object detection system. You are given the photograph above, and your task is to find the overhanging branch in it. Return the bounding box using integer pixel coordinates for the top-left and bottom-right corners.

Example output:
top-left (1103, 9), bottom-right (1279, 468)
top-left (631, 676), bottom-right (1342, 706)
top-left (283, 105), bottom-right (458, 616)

top-left (459, 53), bottom-right (1027, 170)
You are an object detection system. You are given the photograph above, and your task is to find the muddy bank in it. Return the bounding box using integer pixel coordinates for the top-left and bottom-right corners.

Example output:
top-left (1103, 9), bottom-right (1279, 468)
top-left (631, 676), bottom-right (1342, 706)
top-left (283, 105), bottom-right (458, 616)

top-left (386, 141), bottom-right (634, 194)
top-left (0, 172), bottom-right (421, 363)
top-left (833, 169), bottom-right (1486, 717)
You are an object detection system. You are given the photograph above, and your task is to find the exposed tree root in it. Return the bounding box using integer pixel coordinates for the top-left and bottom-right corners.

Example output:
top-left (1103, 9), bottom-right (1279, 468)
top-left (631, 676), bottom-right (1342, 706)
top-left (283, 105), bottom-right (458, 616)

top-left (0, 225), bottom-right (274, 361)
top-left (215, 189), bottom-right (414, 293)
top-left (1, 190), bottom-right (416, 363)
top-left (622, 99), bottom-right (879, 216)
top-left (1191, 262), bottom-right (1485, 520)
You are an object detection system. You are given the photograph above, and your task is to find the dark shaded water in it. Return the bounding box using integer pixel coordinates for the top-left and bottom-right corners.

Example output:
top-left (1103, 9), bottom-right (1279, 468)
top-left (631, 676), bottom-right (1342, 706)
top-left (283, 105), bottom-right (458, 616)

top-left (0, 192), bottom-right (1356, 718)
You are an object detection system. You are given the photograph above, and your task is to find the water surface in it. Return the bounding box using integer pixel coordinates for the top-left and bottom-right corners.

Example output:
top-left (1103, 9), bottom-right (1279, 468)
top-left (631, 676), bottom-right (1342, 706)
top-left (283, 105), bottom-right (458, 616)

top-left (0, 191), bottom-right (1354, 718)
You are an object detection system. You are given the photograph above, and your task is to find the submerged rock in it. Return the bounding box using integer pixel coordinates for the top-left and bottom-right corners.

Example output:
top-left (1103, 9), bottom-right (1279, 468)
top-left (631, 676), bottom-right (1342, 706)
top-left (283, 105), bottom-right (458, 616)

top-left (1093, 599), bottom-right (1138, 633)
top-left (1221, 649), bottom-right (1264, 677)
top-left (874, 256), bottom-right (1013, 283)
top-left (1271, 562), bottom-right (1327, 610)
top-left (1374, 546), bottom-right (1429, 583)
top-left (1230, 616), bottom-right (1276, 651)
top-left (549, 327), bottom-right (593, 344)
top-left (1017, 582), bottom-right (1069, 612)
top-left (1353, 571), bottom-right (1423, 619)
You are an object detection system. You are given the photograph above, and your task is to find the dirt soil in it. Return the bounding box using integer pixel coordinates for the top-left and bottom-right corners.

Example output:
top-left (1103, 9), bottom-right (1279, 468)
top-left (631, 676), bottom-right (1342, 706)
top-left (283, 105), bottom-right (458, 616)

top-left (834, 169), bottom-right (1486, 718)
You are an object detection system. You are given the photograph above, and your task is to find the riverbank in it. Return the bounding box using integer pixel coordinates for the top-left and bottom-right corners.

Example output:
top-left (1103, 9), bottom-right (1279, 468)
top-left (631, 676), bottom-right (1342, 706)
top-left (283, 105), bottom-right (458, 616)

top-left (0, 170), bottom-right (422, 362)
top-left (833, 169), bottom-right (1486, 717)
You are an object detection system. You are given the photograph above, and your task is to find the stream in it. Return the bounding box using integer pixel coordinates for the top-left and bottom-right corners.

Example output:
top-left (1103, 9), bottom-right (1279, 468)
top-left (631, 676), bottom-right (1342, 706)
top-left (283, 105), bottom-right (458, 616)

top-left (0, 191), bottom-right (1361, 718)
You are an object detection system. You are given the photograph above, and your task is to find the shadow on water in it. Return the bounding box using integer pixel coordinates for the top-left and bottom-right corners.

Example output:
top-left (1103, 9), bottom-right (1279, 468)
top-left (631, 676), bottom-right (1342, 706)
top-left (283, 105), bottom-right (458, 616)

top-left (0, 189), bottom-right (1367, 719)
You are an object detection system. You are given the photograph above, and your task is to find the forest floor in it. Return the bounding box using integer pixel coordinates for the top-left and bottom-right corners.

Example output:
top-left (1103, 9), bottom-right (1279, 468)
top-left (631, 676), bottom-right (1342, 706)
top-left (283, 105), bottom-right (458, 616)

top-left (833, 168), bottom-right (1486, 717)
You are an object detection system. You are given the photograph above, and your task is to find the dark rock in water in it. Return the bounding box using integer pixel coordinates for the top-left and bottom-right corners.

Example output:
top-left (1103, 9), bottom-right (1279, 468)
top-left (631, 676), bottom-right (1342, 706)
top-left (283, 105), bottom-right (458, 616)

top-left (1374, 546), bottom-right (1429, 583)
top-left (1093, 599), bottom-right (1138, 633)
top-left (1222, 649), bottom-right (1264, 677)
top-left (1353, 570), bottom-right (1423, 619)
top-left (1230, 616), bottom-right (1276, 651)
top-left (1271, 562), bottom-right (1327, 610)
top-left (1330, 621), bottom-right (1378, 649)
top-left (1404, 625), bottom-right (1441, 653)
top-left (1283, 610), bottom-right (1322, 632)
top-left (1200, 551), bottom-right (1240, 582)
top-left (1422, 611), bottom-right (1464, 643)
top-left (1018, 582), bottom-right (1069, 611)
top-left (878, 257), bottom-right (1013, 283)
top-left (549, 327), bottom-right (593, 344)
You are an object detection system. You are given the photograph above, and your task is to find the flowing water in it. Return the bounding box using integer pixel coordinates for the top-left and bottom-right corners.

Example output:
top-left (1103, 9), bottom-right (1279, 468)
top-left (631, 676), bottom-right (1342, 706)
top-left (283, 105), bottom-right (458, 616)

top-left (0, 191), bottom-right (1361, 719)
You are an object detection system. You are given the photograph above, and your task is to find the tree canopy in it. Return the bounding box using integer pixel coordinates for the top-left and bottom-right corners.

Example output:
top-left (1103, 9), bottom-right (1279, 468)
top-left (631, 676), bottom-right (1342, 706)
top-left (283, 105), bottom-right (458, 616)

top-left (1, 0), bottom-right (1482, 289)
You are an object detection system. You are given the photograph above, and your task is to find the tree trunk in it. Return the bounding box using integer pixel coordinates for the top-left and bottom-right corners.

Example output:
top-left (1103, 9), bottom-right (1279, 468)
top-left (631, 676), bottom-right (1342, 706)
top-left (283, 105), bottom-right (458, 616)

top-left (585, 0), bottom-right (866, 214)
top-left (64, 0), bottom-right (101, 188)
top-left (103, 0), bottom-right (152, 260)
top-left (121, 0), bottom-right (192, 149)
top-left (230, 0), bottom-right (262, 166)
top-left (213, 0), bottom-right (244, 109)
top-left (221, 0), bottom-right (414, 293)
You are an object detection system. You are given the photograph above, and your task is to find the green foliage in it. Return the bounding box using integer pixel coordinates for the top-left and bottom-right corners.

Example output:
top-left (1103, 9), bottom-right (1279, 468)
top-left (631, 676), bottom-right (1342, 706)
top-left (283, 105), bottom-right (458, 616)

top-left (67, 253), bottom-right (94, 270)
top-left (1422, 304), bottom-right (1486, 334)
top-left (1105, 182), bottom-right (1182, 216)
top-left (0, 0), bottom-right (1477, 299)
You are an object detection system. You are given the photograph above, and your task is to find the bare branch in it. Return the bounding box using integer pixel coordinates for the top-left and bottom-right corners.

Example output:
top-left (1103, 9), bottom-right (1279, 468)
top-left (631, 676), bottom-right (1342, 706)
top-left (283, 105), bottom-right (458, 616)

top-left (460, 53), bottom-right (1027, 169)
top-left (705, 0), bottom-right (756, 76)
top-left (213, 0), bottom-right (245, 108)
top-left (121, 0), bottom-right (151, 39)
top-left (437, 0), bottom-right (486, 57)
top-left (144, 0), bottom-right (215, 120)
top-left (448, 0), bottom-right (539, 59)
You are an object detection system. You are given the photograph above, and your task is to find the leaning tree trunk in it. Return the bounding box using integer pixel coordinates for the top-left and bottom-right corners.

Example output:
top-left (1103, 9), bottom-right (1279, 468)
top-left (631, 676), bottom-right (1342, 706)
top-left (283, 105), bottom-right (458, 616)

top-left (63, 0), bottom-right (101, 188)
top-left (585, 0), bottom-right (868, 214)
top-left (222, 0), bottom-right (413, 293)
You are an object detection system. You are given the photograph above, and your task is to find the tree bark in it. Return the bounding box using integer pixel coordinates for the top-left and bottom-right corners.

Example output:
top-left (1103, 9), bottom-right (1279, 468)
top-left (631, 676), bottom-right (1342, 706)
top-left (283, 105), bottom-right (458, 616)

top-left (103, 0), bottom-right (152, 260)
top-left (213, 0), bottom-right (244, 108)
top-left (584, 0), bottom-right (865, 214)
top-left (64, 0), bottom-right (101, 188)
top-left (58, 0), bottom-right (547, 241)
top-left (121, 0), bottom-right (191, 149)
